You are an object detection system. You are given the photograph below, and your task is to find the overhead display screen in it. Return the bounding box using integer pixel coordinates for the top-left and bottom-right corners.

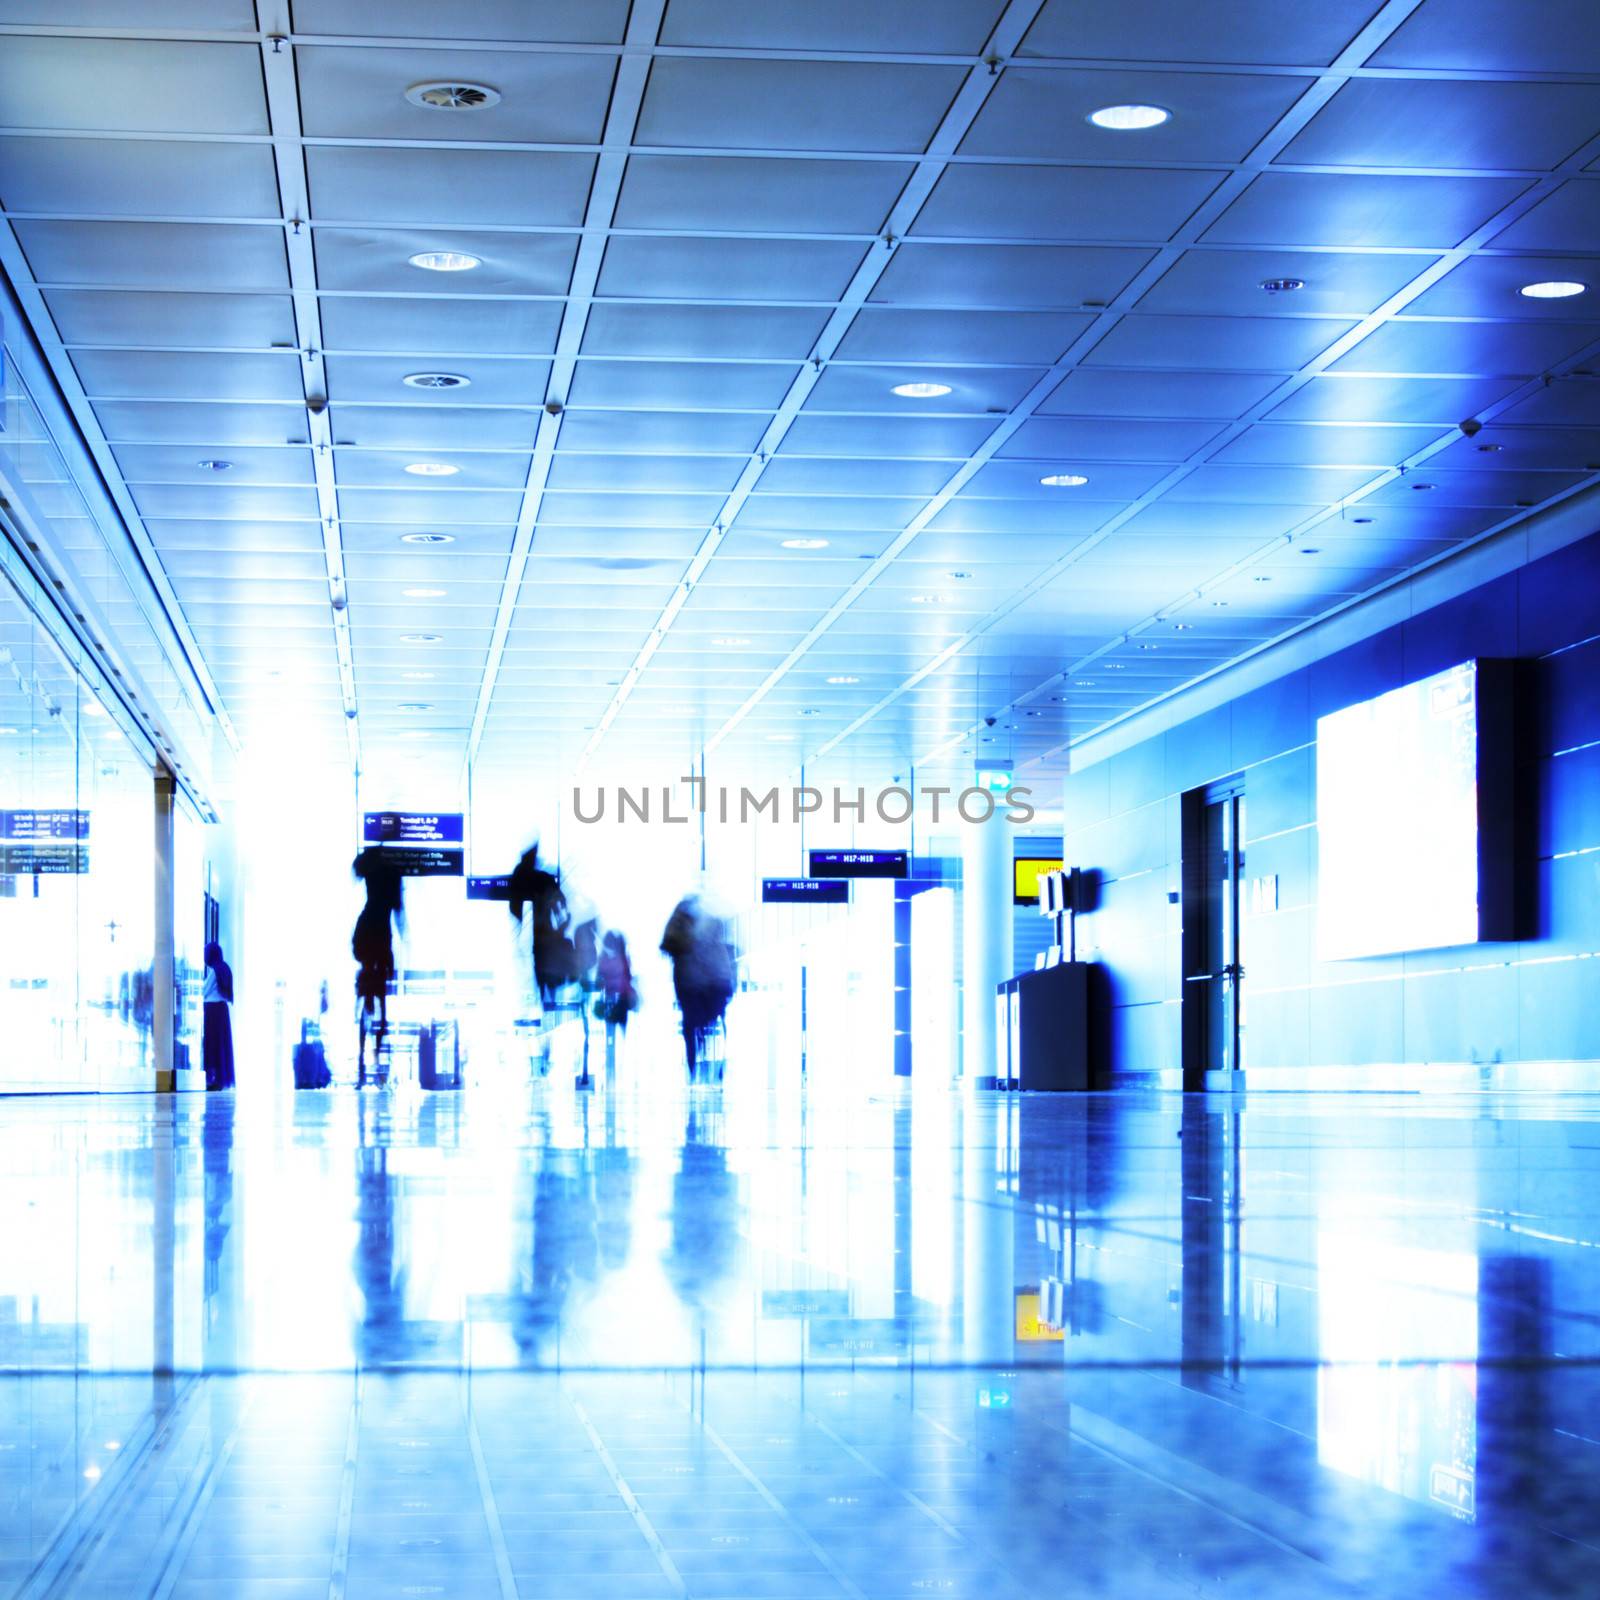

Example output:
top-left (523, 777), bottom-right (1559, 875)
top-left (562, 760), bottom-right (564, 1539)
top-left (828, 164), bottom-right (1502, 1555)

top-left (762, 878), bottom-right (850, 904)
top-left (1013, 856), bottom-right (1062, 906)
top-left (808, 849), bottom-right (908, 880)
top-left (1317, 661), bottom-right (1489, 961)
top-left (363, 811), bottom-right (464, 845)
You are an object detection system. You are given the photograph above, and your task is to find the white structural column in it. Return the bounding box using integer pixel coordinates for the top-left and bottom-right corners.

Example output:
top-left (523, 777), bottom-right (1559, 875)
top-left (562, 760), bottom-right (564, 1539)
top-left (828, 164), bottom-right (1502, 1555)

top-left (960, 800), bottom-right (1012, 1084)
top-left (153, 768), bottom-right (176, 1093)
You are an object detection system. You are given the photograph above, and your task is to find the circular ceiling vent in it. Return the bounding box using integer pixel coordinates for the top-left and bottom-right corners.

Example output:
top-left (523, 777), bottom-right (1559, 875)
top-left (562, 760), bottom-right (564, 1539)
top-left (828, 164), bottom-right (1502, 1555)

top-left (402, 371), bottom-right (471, 390)
top-left (406, 80), bottom-right (501, 111)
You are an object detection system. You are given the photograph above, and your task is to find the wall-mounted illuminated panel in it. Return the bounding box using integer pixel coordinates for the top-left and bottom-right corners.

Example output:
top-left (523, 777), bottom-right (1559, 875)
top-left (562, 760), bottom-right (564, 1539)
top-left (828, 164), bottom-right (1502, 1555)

top-left (1316, 659), bottom-right (1512, 960)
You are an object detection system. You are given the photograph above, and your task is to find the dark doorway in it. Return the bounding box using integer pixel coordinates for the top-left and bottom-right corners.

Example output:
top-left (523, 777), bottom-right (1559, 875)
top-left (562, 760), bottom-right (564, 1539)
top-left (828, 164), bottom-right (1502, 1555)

top-left (1182, 779), bottom-right (1245, 1089)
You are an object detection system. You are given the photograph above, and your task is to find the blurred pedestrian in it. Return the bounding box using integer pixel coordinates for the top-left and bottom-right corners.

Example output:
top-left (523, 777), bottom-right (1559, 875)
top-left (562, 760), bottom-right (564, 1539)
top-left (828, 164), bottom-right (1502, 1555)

top-left (660, 894), bottom-right (737, 1080)
top-left (203, 940), bottom-right (235, 1090)
top-left (353, 846), bottom-right (404, 1083)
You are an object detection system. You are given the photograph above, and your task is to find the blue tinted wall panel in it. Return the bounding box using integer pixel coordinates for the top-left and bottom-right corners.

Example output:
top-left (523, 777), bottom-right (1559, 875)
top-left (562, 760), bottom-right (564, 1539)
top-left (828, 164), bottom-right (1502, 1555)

top-left (1064, 524), bottom-right (1600, 1077)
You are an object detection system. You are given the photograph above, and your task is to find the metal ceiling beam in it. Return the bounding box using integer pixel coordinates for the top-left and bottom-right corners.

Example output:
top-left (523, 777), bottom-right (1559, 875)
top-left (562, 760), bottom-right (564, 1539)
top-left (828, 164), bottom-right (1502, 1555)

top-left (257, 1), bottom-right (360, 772)
top-left (462, 0), bottom-right (671, 773)
top-left (576, 0), bottom-right (1053, 773)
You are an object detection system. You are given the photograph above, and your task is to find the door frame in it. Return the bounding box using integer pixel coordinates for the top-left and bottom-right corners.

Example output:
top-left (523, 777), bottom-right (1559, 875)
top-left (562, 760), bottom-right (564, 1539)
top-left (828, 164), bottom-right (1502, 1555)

top-left (1180, 775), bottom-right (1245, 1092)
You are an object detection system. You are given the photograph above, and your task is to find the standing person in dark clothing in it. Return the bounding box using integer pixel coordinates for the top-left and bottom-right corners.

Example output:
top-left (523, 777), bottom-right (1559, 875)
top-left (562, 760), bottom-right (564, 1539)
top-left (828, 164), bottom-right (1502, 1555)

top-left (596, 931), bottom-right (636, 1033)
top-left (660, 894), bottom-right (737, 1080)
top-left (202, 940), bottom-right (235, 1090)
top-left (508, 843), bottom-right (570, 1012)
top-left (352, 846), bottom-right (404, 1084)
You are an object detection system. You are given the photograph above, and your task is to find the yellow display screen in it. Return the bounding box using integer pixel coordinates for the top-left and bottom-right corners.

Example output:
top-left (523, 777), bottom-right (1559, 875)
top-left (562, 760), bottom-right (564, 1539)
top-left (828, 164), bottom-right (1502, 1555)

top-left (1013, 857), bottom-right (1062, 905)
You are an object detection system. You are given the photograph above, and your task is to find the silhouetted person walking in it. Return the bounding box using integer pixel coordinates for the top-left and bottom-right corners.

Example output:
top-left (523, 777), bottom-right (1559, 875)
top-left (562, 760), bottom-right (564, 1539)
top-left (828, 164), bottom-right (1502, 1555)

top-left (661, 894), bottom-right (737, 1080)
top-left (202, 940), bottom-right (234, 1090)
top-left (353, 846), bottom-right (404, 1084)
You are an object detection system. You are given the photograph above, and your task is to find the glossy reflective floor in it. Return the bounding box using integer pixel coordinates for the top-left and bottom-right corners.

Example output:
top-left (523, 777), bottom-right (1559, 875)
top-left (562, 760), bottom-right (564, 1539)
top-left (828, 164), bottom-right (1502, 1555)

top-left (4, 1027), bottom-right (1600, 1598)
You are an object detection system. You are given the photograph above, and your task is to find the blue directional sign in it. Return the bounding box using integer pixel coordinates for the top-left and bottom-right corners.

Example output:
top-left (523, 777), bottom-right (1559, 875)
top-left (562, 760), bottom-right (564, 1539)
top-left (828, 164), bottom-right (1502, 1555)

top-left (466, 875), bottom-right (512, 900)
top-left (2, 809), bottom-right (90, 840)
top-left (807, 849), bottom-right (908, 880)
top-left (762, 878), bottom-right (849, 904)
top-left (362, 811), bottom-right (464, 845)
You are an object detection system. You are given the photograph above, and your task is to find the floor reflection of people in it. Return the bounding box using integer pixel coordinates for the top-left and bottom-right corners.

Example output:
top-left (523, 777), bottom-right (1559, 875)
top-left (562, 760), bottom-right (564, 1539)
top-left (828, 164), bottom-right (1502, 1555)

top-left (511, 1154), bottom-right (598, 1363)
top-left (665, 1103), bottom-right (737, 1316)
top-left (201, 1095), bottom-right (237, 1368)
top-left (353, 1097), bottom-right (405, 1365)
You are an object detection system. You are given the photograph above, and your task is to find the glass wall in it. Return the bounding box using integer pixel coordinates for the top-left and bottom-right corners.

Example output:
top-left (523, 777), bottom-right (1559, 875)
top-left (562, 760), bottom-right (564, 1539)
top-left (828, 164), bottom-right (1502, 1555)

top-left (0, 554), bottom-right (155, 1091)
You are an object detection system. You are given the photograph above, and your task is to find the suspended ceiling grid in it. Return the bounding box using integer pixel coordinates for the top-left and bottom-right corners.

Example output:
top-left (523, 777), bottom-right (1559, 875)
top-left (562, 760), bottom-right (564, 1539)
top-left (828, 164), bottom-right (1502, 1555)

top-left (0, 0), bottom-right (1597, 786)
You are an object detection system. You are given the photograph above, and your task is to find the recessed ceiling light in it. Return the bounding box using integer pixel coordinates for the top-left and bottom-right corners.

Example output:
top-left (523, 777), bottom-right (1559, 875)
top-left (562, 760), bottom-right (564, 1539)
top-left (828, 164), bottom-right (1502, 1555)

top-left (781, 537), bottom-right (830, 550)
top-left (396, 702), bottom-right (433, 712)
top-left (1253, 576), bottom-right (1273, 583)
top-left (711, 636), bottom-right (750, 647)
top-left (400, 730), bottom-right (434, 740)
top-left (409, 250), bottom-right (481, 273)
top-left (1475, 442), bottom-right (1503, 453)
top-left (766, 733), bottom-right (796, 742)
top-left (1300, 546), bottom-right (1321, 555)
top-left (1073, 681), bottom-right (1095, 688)
top-left (1518, 279), bottom-right (1586, 300)
top-left (799, 708), bottom-right (820, 717)
top-left (195, 458), bottom-right (232, 471)
top-left (1088, 103), bottom-right (1170, 131)
top-left (1211, 600), bottom-right (1229, 607)
top-left (401, 671), bottom-right (435, 680)
top-left (404, 461), bottom-right (459, 476)
top-left (1259, 278), bottom-right (1305, 294)
top-left (909, 593), bottom-right (946, 604)
top-left (400, 532), bottom-right (454, 544)
top-left (1136, 643), bottom-right (1159, 650)
top-left (82, 701), bottom-right (107, 717)
top-left (402, 372), bottom-right (471, 391)
top-left (0, 725), bottom-right (19, 735)
top-left (403, 587), bottom-right (447, 598)
top-left (1351, 516), bottom-right (1375, 524)
top-left (892, 381), bottom-right (953, 398)
top-left (1104, 663), bottom-right (1124, 670)
top-left (826, 675), bottom-right (860, 685)
top-left (1172, 622), bottom-right (1193, 630)
top-left (1039, 473), bottom-right (1089, 487)
top-left (400, 633), bottom-right (443, 644)
top-left (1410, 481), bottom-right (1436, 491)
top-left (405, 80), bottom-right (501, 111)
top-left (947, 570), bottom-right (972, 580)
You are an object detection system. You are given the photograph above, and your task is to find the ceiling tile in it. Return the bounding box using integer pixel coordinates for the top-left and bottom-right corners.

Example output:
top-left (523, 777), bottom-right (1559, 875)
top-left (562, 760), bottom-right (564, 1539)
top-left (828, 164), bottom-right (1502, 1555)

top-left (1282, 78), bottom-right (1600, 171)
top-left (0, 135), bottom-right (279, 218)
top-left (913, 164), bottom-right (1223, 243)
top-left (312, 227), bottom-right (578, 295)
top-left (295, 44), bottom-right (614, 142)
top-left (1019, 0), bottom-right (1380, 64)
top-left (637, 58), bottom-right (968, 154)
top-left (615, 153), bottom-right (911, 233)
top-left (290, 0), bottom-right (630, 41)
top-left (15, 220), bottom-right (289, 289)
top-left (1205, 173), bottom-right (1533, 248)
top-left (46, 290), bottom-right (297, 349)
top-left (961, 68), bottom-right (1310, 163)
top-left (870, 242), bottom-right (1151, 309)
top-left (0, 37), bottom-right (267, 133)
top-left (306, 146), bottom-right (595, 227)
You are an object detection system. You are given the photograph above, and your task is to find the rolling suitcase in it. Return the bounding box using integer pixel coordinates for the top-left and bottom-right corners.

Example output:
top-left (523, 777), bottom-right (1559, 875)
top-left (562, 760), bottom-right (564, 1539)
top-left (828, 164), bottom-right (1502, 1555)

top-left (419, 1019), bottom-right (462, 1090)
top-left (293, 1019), bottom-right (331, 1089)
